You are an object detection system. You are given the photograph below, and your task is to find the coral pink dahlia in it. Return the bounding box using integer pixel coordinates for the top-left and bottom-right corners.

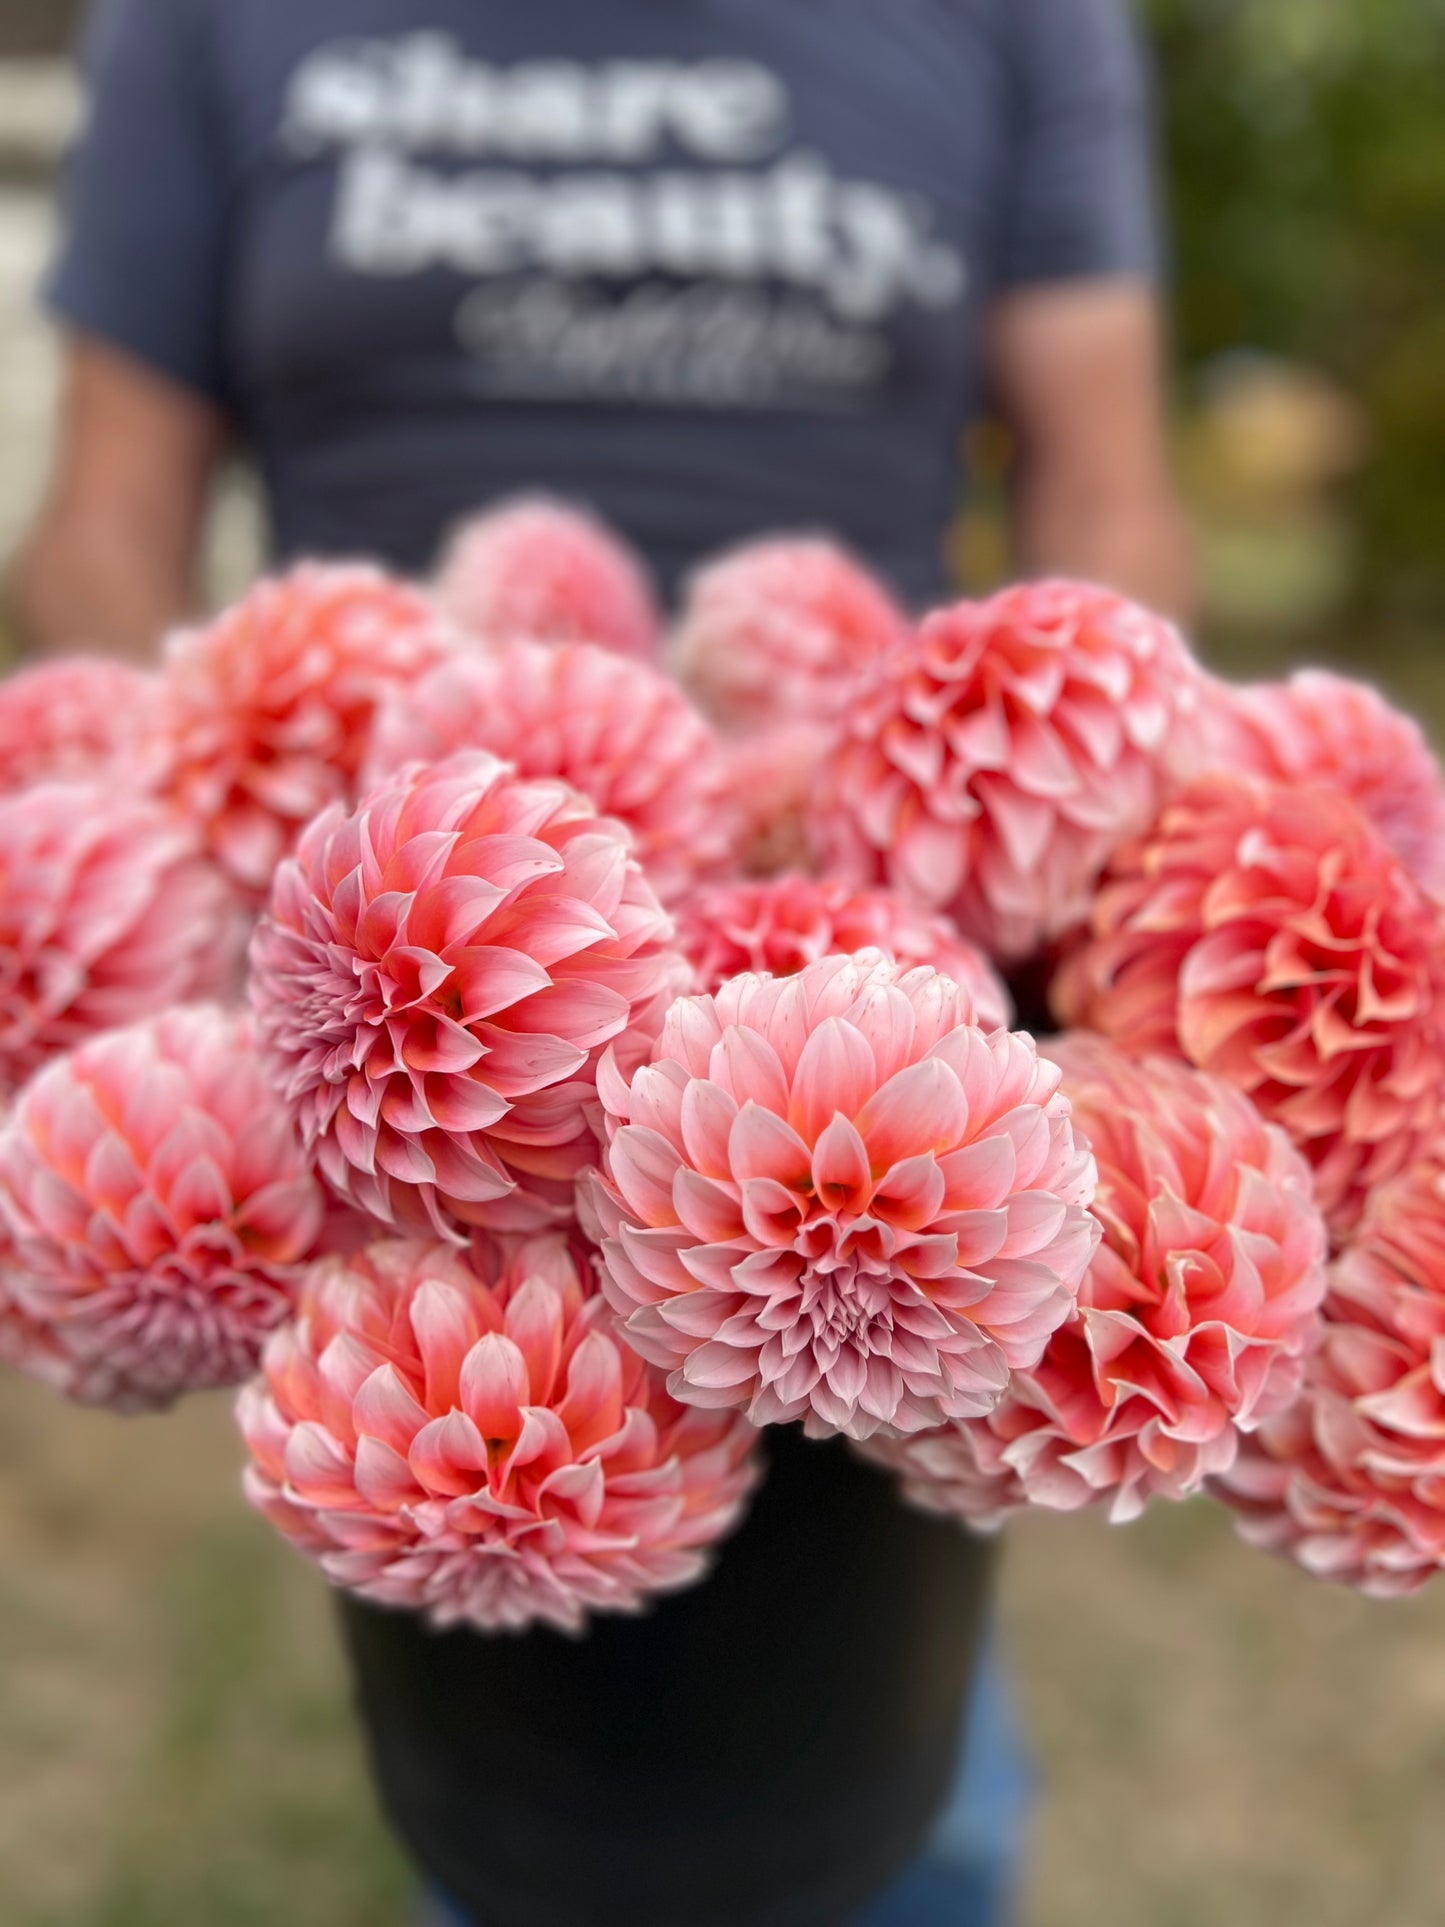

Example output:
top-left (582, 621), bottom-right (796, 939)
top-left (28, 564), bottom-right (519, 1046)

top-left (250, 751), bottom-right (685, 1238)
top-left (676, 874), bottom-right (1012, 1030)
top-left (159, 564), bottom-right (455, 897)
top-left (811, 580), bottom-right (1201, 962)
top-left (366, 640), bottom-right (733, 902)
top-left (436, 497), bottom-right (661, 661)
top-left (0, 657), bottom-right (165, 796)
top-left (0, 1007), bottom-right (324, 1409)
top-left (669, 536), bottom-right (907, 734)
top-left (0, 780), bottom-right (239, 1100)
top-left (1052, 774), bottom-right (1445, 1232)
top-left (716, 720), bottom-right (833, 878)
top-left (582, 951), bottom-right (1098, 1441)
top-left (238, 1235), bottom-right (759, 1632)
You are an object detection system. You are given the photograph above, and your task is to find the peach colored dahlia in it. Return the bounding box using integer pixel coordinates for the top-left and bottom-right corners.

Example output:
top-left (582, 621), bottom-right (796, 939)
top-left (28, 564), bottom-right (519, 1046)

top-left (669, 536), bottom-right (907, 735)
top-left (0, 657), bottom-right (165, 796)
top-left (862, 1039), bottom-right (1328, 1525)
top-left (582, 952), bottom-right (1098, 1441)
top-left (159, 564), bottom-right (454, 898)
top-left (250, 751), bottom-right (686, 1239)
top-left (1052, 774), bottom-right (1445, 1233)
top-left (0, 780), bottom-right (239, 1101)
top-left (1217, 1153), bottom-right (1445, 1596)
top-left (436, 497), bottom-right (660, 661)
top-left (810, 580), bottom-right (1201, 962)
top-left (238, 1235), bottom-right (759, 1632)
top-left (0, 1007), bottom-right (324, 1409)
top-left (366, 641), bottom-right (733, 903)
top-left (676, 874), bottom-right (1012, 1030)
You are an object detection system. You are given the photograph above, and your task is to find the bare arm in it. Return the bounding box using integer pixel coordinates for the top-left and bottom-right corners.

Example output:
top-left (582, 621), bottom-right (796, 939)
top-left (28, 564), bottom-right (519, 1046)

top-left (988, 281), bottom-right (1197, 624)
top-left (5, 335), bottom-right (227, 661)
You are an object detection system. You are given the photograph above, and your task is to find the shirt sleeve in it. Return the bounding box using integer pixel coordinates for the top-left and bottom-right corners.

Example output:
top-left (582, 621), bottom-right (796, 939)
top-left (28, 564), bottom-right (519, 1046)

top-left (48, 0), bottom-right (232, 403)
top-left (996, 0), bottom-right (1161, 288)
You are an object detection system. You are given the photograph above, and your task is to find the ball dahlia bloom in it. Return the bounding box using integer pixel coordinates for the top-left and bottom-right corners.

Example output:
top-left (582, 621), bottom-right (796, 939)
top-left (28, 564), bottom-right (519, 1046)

top-left (810, 580), bottom-right (1202, 962)
top-left (250, 751), bottom-right (686, 1238)
top-left (582, 952), bottom-right (1098, 1441)
top-left (0, 657), bottom-right (165, 796)
top-left (717, 720), bottom-right (833, 878)
top-left (1216, 1153), bottom-right (1445, 1597)
top-left (0, 780), bottom-right (240, 1100)
top-left (676, 874), bottom-right (1012, 1030)
top-left (1191, 669), bottom-right (1445, 901)
top-left (1052, 774), bottom-right (1445, 1232)
top-left (159, 564), bottom-right (455, 897)
top-left (669, 536), bottom-right (907, 735)
top-left (0, 1006), bottom-right (324, 1409)
top-left (238, 1235), bottom-right (760, 1633)
top-left (436, 497), bottom-right (661, 661)
top-left (366, 641), bottom-right (733, 902)
top-left (863, 1040), bottom-right (1328, 1525)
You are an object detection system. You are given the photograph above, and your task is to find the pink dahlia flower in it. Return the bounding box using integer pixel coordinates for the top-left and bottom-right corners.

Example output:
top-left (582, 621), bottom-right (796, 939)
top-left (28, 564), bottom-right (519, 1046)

top-left (0, 657), bottom-right (165, 796)
top-left (669, 536), bottom-right (907, 735)
top-left (436, 497), bottom-right (660, 661)
top-left (717, 720), bottom-right (833, 878)
top-left (159, 564), bottom-right (454, 897)
top-left (366, 641), bottom-right (733, 902)
top-left (0, 1007), bottom-right (324, 1409)
top-left (811, 580), bottom-right (1202, 962)
top-left (1191, 669), bottom-right (1445, 901)
top-left (250, 750), bottom-right (686, 1238)
top-left (238, 1235), bottom-right (759, 1633)
top-left (582, 952), bottom-right (1098, 1441)
top-left (1052, 774), bottom-right (1445, 1232)
top-left (0, 780), bottom-right (239, 1100)
top-left (863, 1039), bottom-right (1328, 1525)
top-left (1216, 1153), bottom-right (1445, 1597)
top-left (676, 874), bottom-right (1012, 1030)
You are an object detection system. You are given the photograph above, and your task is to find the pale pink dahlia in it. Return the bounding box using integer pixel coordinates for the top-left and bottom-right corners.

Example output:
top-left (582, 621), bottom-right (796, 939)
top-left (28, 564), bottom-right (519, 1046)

top-left (250, 751), bottom-right (685, 1238)
top-left (1216, 1153), bottom-right (1445, 1596)
top-left (0, 780), bottom-right (239, 1100)
top-left (582, 952), bottom-right (1098, 1441)
top-left (238, 1235), bottom-right (759, 1632)
top-left (864, 1039), bottom-right (1328, 1525)
top-left (1052, 774), bottom-right (1445, 1232)
top-left (1192, 670), bottom-right (1445, 900)
top-left (717, 720), bottom-right (833, 878)
top-left (0, 657), bottom-right (165, 796)
top-left (676, 875), bottom-right (1012, 1029)
top-left (159, 564), bottom-right (455, 897)
top-left (0, 1007), bottom-right (324, 1409)
top-left (811, 580), bottom-right (1202, 962)
top-left (670, 536), bottom-right (907, 735)
top-left (436, 497), bottom-right (661, 661)
top-left (366, 641), bottom-right (733, 902)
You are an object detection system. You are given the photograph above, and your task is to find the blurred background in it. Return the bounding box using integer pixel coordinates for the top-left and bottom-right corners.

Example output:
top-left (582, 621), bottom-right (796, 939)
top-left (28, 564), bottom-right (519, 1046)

top-left (1, 2), bottom-right (1444, 1923)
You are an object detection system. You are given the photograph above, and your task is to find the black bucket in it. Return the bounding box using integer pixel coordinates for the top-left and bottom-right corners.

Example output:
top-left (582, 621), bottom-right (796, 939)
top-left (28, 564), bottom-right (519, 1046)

top-left (339, 1427), bottom-right (994, 1927)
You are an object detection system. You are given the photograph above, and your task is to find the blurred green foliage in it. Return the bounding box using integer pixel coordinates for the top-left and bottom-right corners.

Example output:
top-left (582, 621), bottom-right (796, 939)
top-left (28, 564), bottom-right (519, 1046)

top-left (1145, 0), bottom-right (1445, 626)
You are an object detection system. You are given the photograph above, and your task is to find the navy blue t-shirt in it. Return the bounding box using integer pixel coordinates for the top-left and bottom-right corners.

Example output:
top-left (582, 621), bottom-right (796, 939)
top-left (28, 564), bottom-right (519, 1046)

top-left (52, 0), bottom-right (1158, 602)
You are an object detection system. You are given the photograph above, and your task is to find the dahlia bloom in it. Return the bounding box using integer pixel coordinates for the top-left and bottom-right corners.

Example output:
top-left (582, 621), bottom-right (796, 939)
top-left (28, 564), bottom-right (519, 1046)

top-left (669, 536), bottom-right (907, 734)
top-left (250, 751), bottom-right (685, 1238)
top-left (159, 564), bottom-right (455, 897)
top-left (0, 780), bottom-right (240, 1100)
top-left (0, 657), bottom-right (165, 795)
top-left (366, 641), bottom-right (733, 902)
top-left (717, 720), bottom-right (833, 878)
top-left (863, 1040), bottom-right (1328, 1525)
top-left (1052, 773), bottom-right (1445, 1231)
top-left (1192, 670), bottom-right (1445, 900)
top-left (810, 580), bottom-right (1202, 962)
top-left (1217, 1153), bottom-right (1445, 1597)
top-left (238, 1235), bottom-right (759, 1633)
top-left (676, 874), bottom-right (1012, 1030)
top-left (583, 952), bottom-right (1098, 1441)
top-left (436, 497), bottom-right (661, 661)
top-left (0, 1007), bottom-right (324, 1409)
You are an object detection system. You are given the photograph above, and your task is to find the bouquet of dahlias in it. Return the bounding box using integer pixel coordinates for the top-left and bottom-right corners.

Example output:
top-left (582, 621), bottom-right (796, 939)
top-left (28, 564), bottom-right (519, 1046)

top-left (5, 497), bottom-right (1445, 1921)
